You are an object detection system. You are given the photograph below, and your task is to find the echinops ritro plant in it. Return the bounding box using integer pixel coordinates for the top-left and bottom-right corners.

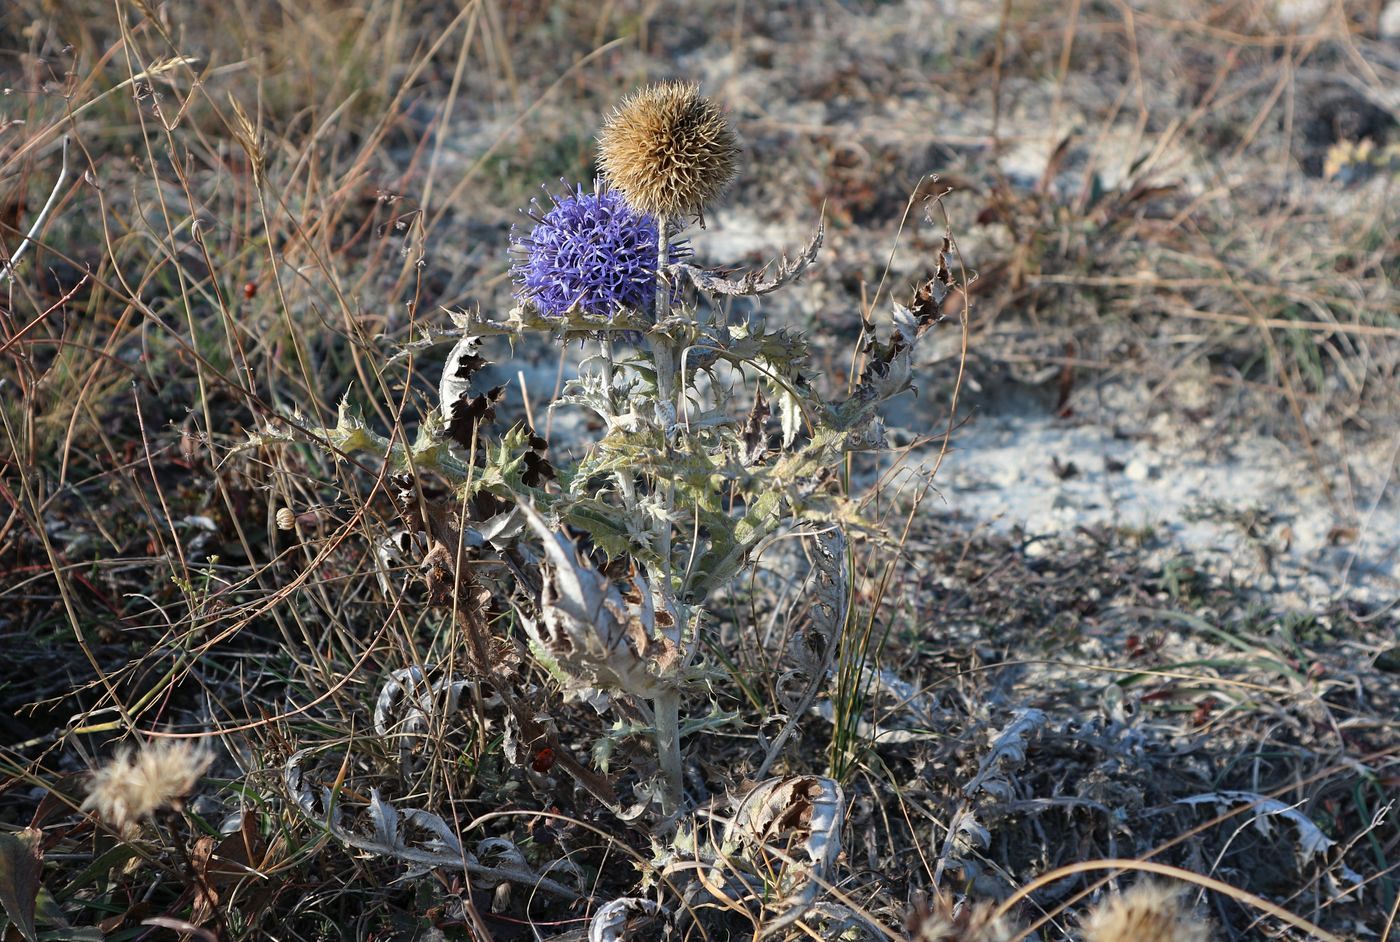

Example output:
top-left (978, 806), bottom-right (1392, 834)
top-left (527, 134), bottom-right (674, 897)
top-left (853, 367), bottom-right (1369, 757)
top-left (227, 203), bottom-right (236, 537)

top-left (267, 82), bottom-right (957, 819)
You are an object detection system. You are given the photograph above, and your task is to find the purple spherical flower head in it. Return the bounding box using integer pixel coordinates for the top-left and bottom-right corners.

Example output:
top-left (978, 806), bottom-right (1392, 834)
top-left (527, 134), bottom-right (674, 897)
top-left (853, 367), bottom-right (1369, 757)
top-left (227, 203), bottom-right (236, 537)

top-left (510, 181), bottom-right (687, 319)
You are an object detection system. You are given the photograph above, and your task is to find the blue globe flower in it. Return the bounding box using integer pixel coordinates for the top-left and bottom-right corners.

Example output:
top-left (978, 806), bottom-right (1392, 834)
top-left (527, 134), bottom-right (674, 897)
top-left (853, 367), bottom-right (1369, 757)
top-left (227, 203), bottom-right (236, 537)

top-left (510, 181), bottom-right (686, 319)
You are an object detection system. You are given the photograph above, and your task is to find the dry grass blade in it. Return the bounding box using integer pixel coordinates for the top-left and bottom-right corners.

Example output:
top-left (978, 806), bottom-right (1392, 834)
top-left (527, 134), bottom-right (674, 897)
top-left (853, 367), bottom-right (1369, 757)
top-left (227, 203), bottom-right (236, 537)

top-left (3, 0), bottom-right (1394, 938)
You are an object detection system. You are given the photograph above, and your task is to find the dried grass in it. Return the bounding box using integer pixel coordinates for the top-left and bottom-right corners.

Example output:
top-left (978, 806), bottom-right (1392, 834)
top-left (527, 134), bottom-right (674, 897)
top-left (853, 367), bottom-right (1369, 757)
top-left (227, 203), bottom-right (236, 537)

top-left (1, 0), bottom-right (1395, 939)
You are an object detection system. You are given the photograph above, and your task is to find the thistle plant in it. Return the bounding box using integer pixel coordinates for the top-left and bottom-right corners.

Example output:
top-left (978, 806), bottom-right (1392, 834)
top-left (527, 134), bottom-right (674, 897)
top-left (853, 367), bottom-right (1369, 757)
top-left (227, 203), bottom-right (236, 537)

top-left (262, 81), bottom-right (958, 819)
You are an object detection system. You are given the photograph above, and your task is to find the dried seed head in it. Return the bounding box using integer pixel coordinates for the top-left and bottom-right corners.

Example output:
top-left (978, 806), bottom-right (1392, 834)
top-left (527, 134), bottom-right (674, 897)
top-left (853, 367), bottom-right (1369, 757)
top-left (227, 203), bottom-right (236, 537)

top-left (597, 82), bottom-right (739, 220)
top-left (82, 740), bottom-right (213, 833)
top-left (1082, 882), bottom-right (1213, 942)
top-left (905, 896), bottom-right (1019, 942)
top-left (276, 506), bottom-right (297, 530)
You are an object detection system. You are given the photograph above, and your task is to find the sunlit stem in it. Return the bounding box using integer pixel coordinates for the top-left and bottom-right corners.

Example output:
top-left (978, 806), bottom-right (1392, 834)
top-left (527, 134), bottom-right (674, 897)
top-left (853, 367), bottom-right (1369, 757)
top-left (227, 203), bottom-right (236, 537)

top-left (599, 336), bottom-right (638, 514)
top-left (649, 216), bottom-right (678, 585)
top-left (647, 215), bottom-right (684, 813)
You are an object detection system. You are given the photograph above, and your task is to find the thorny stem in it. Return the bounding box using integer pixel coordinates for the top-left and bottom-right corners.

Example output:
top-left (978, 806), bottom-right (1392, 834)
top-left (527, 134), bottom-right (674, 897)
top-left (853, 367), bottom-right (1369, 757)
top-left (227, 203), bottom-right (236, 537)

top-left (649, 217), bottom-right (679, 591)
top-left (599, 336), bottom-right (639, 514)
top-left (647, 216), bottom-right (685, 813)
top-left (652, 687), bottom-right (683, 816)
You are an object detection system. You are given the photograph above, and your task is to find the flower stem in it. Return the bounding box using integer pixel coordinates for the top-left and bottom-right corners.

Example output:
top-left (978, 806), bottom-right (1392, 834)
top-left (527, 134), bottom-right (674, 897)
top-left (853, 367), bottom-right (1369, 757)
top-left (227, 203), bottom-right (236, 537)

top-left (652, 687), bottom-right (683, 815)
top-left (648, 216), bottom-right (685, 813)
top-left (600, 337), bottom-right (639, 514)
top-left (650, 216), bottom-right (679, 583)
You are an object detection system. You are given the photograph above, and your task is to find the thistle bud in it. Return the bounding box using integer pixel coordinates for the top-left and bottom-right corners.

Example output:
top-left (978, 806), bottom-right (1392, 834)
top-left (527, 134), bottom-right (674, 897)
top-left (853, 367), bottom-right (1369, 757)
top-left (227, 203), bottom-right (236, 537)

top-left (597, 82), bottom-right (739, 220)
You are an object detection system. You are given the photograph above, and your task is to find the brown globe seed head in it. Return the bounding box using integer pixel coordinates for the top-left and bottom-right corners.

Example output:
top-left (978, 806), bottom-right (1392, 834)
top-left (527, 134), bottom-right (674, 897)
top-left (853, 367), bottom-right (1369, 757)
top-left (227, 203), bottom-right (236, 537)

top-left (905, 895), bottom-right (1019, 942)
top-left (597, 82), bottom-right (740, 221)
top-left (1082, 882), bottom-right (1213, 942)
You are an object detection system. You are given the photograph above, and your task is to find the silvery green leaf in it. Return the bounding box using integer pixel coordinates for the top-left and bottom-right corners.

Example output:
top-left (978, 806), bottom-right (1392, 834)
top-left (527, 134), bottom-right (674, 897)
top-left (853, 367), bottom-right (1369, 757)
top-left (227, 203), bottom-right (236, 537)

top-left (331, 395), bottom-right (382, 453)
top-left (476, 837), bottom-right (527, 871)
top-left (283, 749), bottom-right (318, 817)
top-left (517, 502), bottom-right (680, 702)
top-left (1177, 791), bottom-right (1336, 859)
top-left (473, 508), bottom-right (524, 549)
top-left (282, 755), bottom-right (575, 898)
top-left (944, 856), bottom-right (981, 881)
top-left (961, 709), bottom-right (1046, 799)
top-left (369, 790), bottom-right (399, 848)
top-left (373, 665), bottom-right (429, 737)
top-left (677, 221), bottom-right (823, 297)
top-left (590, 897), bottom-right (660, 942)
top-left (952, 810), bottom-right (991, 853)
top-left (976, 778), bottom-right (1014, 802)
top-left (401, 809), bottom-right (464, 856)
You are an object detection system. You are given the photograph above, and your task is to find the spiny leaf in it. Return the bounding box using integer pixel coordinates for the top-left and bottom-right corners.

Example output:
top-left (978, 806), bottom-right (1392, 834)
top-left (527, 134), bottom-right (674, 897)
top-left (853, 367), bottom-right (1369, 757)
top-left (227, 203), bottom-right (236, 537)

top-left (677, 221), bottom-right (823, 297)
top-left (961, 708), bottom-right (1046, 799)
top-left (517, 502), bottom-right (680, 703)
top-left (858, 236), bottom-right (957, 401)
top-left (723, 776), bottom-right (845, 938)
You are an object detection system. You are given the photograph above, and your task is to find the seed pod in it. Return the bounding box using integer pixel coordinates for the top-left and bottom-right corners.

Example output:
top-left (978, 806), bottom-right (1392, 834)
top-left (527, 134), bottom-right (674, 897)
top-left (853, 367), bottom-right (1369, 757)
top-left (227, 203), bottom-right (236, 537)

top-left (597, 82), bottom-right (739, 220)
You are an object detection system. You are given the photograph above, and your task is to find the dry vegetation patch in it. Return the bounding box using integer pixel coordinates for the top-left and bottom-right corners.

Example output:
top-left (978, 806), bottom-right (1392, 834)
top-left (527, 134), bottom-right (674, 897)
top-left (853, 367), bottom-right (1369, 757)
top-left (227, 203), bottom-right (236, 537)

top-left (1, 1), bottom-right (1395, 940)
